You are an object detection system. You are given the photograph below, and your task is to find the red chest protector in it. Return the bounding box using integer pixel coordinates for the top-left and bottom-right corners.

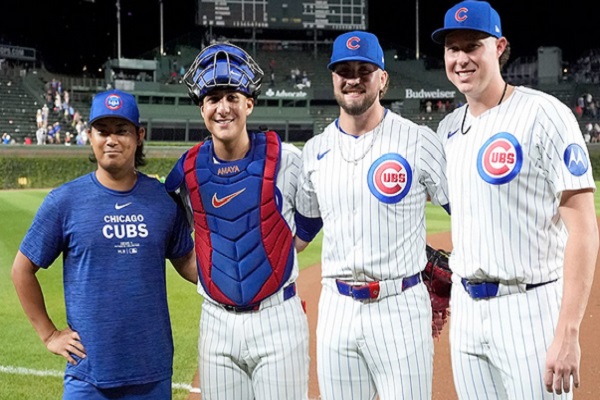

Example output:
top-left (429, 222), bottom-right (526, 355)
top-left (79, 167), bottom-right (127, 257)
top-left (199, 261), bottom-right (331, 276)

top-left (183, 131), bottom-right (294, 307)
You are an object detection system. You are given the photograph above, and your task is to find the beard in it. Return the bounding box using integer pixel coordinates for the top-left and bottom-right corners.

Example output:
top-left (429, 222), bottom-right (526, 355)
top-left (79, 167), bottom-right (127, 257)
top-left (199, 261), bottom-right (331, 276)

top-left (334, 87), bottom-right (379, 116)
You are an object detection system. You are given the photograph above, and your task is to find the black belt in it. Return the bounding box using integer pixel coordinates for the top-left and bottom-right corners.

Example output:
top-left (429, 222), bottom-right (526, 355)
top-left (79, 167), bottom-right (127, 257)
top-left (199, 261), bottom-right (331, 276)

top-left (461, 279), bottom-right (557, 300)
top-left (222, 283), bottom-right (296, 312)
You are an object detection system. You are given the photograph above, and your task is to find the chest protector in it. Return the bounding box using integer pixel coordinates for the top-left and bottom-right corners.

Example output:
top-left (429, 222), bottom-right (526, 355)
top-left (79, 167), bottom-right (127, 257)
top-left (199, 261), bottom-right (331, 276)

top-left (183, 131), bottom-right (294, 307)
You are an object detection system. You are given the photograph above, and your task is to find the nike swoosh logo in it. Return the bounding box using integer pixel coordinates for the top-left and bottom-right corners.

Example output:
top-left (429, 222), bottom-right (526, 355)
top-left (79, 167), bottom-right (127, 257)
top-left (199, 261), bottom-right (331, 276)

top-left (115, 202), bottom-right (132, 210)
top-left (317, 149), bottom-right (331, 160)
top-left (447, 129), bottom-right (459, 139)
top-left (212, 188), bottom-right (246, 208)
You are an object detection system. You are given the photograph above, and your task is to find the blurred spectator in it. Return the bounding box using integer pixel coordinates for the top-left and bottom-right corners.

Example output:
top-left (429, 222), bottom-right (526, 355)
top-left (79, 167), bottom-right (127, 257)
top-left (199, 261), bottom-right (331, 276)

top-left (574, 103), bottom-right (583, 119)
top-left (593, 123), bottom-right (600, 143)
top-left (47, 122), bottom-right (61, 144)
top-left (36, 127), bottom-right (47, 145)
top-left (584, 122), bottom-right (593, 143)
top-left (2, 132), bottom-right (12, 144)
top-left (36, 109), bottom-right (43, 128)
top-left (42, 104), bottom-right (49, 128)
top-left (54, 92), bottom-right (62, 115)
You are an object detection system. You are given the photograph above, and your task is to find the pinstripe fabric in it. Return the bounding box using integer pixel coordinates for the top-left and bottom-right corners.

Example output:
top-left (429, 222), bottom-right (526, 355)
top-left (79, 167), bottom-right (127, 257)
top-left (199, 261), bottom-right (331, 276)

top-left (318, 281), bottom-right (433, 400)
top-left (199, 296), bottom-right (309, 400)
top-left (298, 110), bottom-right (449, 282)
top-left (450, 280), bottom-right (568, 399)
top-left (439, 86), bottom-right (595, 283)
top-left (297, 110), bottom-right (449, 399)
top-left (438, 86), bottom-right (595, 399)
top-left (196, 141), bottom-right (309, 400)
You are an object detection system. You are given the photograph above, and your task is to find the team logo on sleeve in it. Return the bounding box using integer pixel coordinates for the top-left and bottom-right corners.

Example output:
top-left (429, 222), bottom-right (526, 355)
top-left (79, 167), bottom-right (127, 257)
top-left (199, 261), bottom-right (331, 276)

top-left (367, 153), bottom-right (412, 204)
top-left (563, 144), bottom-right (589, 176)
top-left (477, 132), bottom-right (522, 184)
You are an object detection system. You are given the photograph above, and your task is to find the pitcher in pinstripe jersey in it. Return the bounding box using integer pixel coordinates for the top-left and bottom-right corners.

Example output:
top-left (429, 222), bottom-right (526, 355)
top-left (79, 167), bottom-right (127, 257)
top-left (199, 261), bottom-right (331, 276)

top-left (432, 1), bottom-right (599, 399)
top-left (296, 31), bottom-right (450, 400)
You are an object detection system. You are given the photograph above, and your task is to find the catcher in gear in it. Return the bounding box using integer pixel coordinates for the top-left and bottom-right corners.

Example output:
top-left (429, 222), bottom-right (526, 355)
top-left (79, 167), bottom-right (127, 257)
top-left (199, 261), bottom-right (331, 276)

top-left (166, 43), bottom-right (319, 400)
top-left (423, 244), bottom-right (452, 339)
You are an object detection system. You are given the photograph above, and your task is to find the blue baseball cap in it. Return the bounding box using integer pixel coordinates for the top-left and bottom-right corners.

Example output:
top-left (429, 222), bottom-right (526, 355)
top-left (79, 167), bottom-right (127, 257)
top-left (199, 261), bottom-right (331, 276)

top-left (89, 89), bottom-right (140, 127)
top-left (431, 0), bottom-right (502, 44)
top-left (328, 31), bottom-right (385, 71)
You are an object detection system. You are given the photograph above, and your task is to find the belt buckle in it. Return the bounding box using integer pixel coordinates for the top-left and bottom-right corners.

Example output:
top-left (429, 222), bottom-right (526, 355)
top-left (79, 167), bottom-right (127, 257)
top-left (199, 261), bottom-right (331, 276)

top-left (462, 279), bottom-right (499, 299)
top-left (223, 303), bottom-right (260, 313)
top-left (350, 282), bottom-right (380, 300)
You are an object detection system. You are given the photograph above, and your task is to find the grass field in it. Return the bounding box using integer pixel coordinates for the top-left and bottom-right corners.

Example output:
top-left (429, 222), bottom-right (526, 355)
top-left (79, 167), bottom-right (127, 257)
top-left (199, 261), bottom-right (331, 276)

top-left (1, 187), bottom-right (597, 399)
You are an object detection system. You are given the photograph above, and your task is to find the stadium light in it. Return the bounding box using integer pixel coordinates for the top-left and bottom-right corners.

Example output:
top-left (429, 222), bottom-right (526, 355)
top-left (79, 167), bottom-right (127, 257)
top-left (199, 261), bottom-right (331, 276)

top-left (415, 0), bottom-right (420, 60)
top-left (160, 0), bottom-right (164, 55)
top-left (116, 0), bottom-right (122, 59)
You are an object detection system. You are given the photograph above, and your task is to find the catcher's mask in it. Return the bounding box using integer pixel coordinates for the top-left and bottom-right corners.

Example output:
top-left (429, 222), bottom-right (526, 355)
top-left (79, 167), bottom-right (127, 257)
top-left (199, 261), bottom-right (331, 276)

top-left (184, 43), bottom-right (264, 105)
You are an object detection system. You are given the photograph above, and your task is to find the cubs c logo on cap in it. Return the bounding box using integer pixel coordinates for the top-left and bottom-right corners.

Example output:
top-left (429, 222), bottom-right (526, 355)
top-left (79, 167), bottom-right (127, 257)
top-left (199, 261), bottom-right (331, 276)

top-left (477, 132), bottom-right (522, 184)
top-left (105, 94), bottom-right (123, 110)
top-left (563, 143), bottom-right (589, 176)
top-left (455, 7), bottom-right (468, 21)
top-left (368, 153), bottom-right (413, 204)
top-left (346, 36), bottom-right (360, 50)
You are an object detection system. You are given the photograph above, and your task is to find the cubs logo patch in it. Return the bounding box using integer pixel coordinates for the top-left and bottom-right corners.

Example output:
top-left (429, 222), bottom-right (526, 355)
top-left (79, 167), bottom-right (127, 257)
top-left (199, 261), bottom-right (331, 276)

top-left (455, 7), bottom-right (469, 22)
top-left (346, 36), bottom-right (361, 50)
top-left (563, 144), bottom-right (589, 176)
top-left (105, 94), bottom-right (123, 110)
top-left (477, 132), bottom-right (522, 184)
top-left (367, 153), bottom-right (412, 204)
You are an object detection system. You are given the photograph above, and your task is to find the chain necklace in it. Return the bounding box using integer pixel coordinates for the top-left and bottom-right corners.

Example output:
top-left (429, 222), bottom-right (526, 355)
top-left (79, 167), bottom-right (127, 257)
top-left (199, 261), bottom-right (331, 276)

top-left (337, 112), bottom-right (385, 164)
top-left (461, 81), bottom-right (508, 135)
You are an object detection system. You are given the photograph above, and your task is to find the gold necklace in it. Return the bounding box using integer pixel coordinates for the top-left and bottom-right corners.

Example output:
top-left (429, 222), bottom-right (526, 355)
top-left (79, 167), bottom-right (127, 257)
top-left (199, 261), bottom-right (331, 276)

top-left (461, 81), bottom-right (508, 135)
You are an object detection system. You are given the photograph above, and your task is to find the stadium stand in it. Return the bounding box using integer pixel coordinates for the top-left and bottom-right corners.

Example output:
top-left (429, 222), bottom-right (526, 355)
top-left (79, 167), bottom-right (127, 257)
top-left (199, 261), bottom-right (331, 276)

top-left (2, 37), bottom-right (600, 144)
top-left (0, 72), bottom-right (39, 141)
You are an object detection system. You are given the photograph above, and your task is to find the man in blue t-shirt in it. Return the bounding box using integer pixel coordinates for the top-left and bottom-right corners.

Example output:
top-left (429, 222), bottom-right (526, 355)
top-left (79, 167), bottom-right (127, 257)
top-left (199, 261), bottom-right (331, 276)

top-left (11, 89), bottom-right (197, 400)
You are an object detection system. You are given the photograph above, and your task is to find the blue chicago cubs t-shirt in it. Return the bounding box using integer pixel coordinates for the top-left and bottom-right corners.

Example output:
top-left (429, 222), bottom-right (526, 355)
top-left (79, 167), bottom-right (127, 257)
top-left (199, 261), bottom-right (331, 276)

top-left (20, 172), bottom-right (194, 388)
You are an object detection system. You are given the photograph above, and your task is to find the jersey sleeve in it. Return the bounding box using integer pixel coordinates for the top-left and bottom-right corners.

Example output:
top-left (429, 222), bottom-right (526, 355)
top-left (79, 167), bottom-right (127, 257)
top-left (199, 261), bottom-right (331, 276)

top-left (166, 203), bottom-right (194, 260)
top-left (295, 213), bottom-right (323, 242)
top-left (165, 151), bottom-right (195, 228)
top-left (19, 190), bottom-right (65, 268)
top-left (295, 139), bottom-right (322, 219)
top-left (537, 98), bottom-right (596, 195)
top-left (279, 143), bottom-right (303, 223)
top-left (419, 125), bottom-right (450, 206)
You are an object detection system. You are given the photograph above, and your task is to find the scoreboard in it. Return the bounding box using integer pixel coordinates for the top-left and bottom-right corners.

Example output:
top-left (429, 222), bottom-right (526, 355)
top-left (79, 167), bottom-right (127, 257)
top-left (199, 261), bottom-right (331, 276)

top-left (197, 0), bottom-right (367, 30)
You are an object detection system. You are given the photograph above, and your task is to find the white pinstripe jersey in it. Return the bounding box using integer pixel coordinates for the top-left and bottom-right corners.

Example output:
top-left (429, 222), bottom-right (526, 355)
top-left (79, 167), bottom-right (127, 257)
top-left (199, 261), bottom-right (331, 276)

top-left (438, 86), bottom-right (596, 283)
top-left (297, 109), bottom-right (449, 282)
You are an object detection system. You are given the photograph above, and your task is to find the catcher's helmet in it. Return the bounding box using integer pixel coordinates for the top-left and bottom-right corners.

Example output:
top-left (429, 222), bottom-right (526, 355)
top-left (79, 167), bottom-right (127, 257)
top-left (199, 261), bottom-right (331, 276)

top-left (183, 43), bottom-right (264, 104)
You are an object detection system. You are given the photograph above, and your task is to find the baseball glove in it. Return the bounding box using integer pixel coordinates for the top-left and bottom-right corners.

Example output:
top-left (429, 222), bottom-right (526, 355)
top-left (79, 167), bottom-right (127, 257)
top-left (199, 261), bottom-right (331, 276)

top-left (422, 245), bottom-right (452, 340)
